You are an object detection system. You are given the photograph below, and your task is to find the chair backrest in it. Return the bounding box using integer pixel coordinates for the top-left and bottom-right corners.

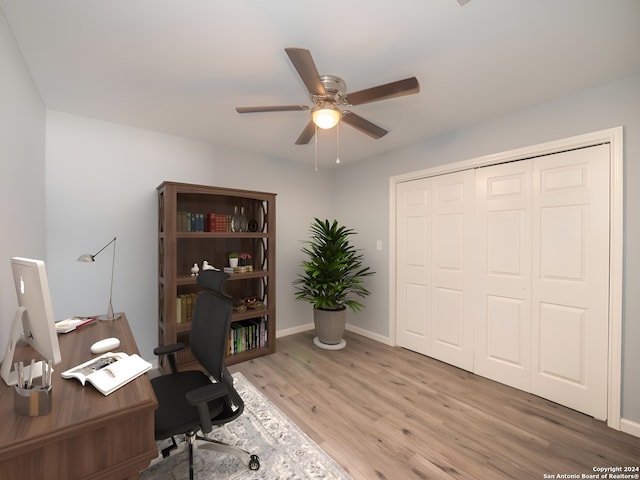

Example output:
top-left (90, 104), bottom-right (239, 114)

top-left (191, 270), bottom-right (233, 381)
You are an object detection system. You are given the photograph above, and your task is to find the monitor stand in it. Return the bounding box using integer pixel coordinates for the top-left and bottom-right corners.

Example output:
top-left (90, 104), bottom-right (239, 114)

top-left (1, 307), bottom-right (45, 386)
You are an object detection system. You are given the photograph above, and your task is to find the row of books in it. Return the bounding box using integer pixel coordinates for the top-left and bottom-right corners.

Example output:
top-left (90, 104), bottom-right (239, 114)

top-left (177, 211), bottom-right (231, 232)
top-left (176, 293), bottom-right (198, 324)
top-left (176, 293), bottom-right (267, 346)
top-left (228, 318), bottom-right (268, 355)
top-left (223, 265), bottom-right (254, 274)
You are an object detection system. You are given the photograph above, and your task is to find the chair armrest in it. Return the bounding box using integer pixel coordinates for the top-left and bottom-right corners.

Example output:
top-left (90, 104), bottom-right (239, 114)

top-left (153, 343), bottom-right (185, 356)
top-left (153, 343), bottom-right (185, 373)
top-left (186, 382), bottom-right (228, 433)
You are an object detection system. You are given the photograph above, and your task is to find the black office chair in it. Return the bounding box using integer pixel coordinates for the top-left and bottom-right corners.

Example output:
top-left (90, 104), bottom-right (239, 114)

top-left (150, 270), bottom-right (260, 480)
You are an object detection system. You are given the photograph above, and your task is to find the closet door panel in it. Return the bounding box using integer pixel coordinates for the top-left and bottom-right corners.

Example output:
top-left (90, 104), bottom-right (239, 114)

top-left (474, 161), bottom-right (532, 391)
top-left (485, 295), bottom-right (527, 366)
top-left (396, 171), bottom-right (474, 370)
top-left (531, 144), bottom-right (610, 420)
top-left (396, 179), bottom-right (432, 354)
top-left (429, 171), bottom-right (474, 370)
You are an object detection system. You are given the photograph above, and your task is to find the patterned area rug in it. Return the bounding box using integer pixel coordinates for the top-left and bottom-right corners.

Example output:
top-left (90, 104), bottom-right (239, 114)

top-left (140, 373), bottom-right (351, 480)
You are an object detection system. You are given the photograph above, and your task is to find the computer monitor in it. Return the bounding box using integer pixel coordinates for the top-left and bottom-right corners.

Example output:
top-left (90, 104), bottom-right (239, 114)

top-left (1, 257), bottom-right (62, 386)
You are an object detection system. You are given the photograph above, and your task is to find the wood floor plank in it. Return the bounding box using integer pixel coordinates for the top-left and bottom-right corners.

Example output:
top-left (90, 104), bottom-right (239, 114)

top-left (230, 330), bottom-right (639, 480)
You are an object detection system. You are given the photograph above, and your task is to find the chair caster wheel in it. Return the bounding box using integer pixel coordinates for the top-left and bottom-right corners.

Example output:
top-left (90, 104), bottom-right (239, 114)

top-left (248, 454), bottom-right (260, 470)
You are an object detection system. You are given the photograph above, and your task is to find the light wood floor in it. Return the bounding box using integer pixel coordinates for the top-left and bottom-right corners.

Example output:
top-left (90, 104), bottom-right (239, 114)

top-left (230, 330), bottom-right (639, 480)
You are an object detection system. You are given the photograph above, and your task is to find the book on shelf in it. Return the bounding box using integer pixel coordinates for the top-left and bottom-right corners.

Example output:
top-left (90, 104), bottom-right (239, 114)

top-left (223, 265), bottom-right (254, 274)
top-left (177, 211), bottom-right (187, 231)
top-left (206, 213), bottom-right (230, 232)
top-left (177, 212), bottom-right (206, 232)
top-left (177, 211), bottom-right (197, 232)
top-left (176, 293), bottom-right (198, 323)
top-left (228, 317), bottom-right (268, 355)
top-left (193, 213), bottom-right (204, 231)
top-left (178, 211), bottom-right (235, 232)
top-left (61, 352), bottom-right (152, 396)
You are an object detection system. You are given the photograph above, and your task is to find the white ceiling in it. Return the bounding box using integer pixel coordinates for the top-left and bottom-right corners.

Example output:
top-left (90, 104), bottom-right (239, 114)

top-left (2, 0), bottom-right (639, 168)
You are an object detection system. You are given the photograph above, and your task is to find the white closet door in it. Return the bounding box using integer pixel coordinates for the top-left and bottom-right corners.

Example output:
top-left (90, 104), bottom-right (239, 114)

top-left (395, 143), bottom-right (610, 419)
top-left (429, 171), bottom-right (475, 370)
top-left (396, 171), bottom-right (474, 370)
top-left (474, 161), bottom-right (533, 391)
top-left (396, 178), bottom-right (432, 355)
top-left (531, 145), bottom-right (610, 420)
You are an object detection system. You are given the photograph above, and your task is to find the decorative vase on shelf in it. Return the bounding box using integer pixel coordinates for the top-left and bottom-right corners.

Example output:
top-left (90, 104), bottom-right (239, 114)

top-left (231, 206), bottom-right (249, 232)
top-left (239, 207), bottom-right (248, 232)
top-left (231, 206), bottom-right (241, 232)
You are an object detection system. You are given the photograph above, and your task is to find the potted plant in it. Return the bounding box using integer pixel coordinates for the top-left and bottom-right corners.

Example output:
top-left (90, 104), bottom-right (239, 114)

top-left (228, 252), bottom-right (239, 268)
top-left (239, 252), bottom-right (252, 268)
top-left (293, 218), bottom-right (374, 349)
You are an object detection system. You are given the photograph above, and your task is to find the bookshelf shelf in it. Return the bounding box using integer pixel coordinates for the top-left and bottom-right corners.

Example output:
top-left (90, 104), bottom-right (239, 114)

top-left (157, 181), bottom-right (276, 373)
top-left (175, 232), bottom-right (269, 239)
top-left (175, 270), bottom-right (271, 285)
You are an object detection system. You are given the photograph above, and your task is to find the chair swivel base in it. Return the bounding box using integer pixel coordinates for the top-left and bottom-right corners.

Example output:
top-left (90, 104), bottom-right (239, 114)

top-left (150, 432), bottom-right (260, 476)
top-left (195, 433), bottom-right (260, 470)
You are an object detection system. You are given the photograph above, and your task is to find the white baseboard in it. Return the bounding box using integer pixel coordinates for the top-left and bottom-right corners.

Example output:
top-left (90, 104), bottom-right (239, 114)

top-left (276, 323), bottom-right (314, 338)
top-left (276, 322), bottom-right (393, 346)
top-left (345, 324), bottom-right (393, 346)
top-left (620, 418), bottom-right (640, 438)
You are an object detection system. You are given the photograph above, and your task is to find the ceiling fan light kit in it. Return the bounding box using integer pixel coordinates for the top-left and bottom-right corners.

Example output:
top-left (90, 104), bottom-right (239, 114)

top-left (312, 104), bottom-right (341, 129)
top-left (236, 47), bottom-right (420, 146)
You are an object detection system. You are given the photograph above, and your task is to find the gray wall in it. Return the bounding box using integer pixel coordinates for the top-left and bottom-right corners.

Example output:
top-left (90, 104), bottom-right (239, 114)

top-left (44, 110), bottom-right (332, 363)
top-left (334, 72), bottom-right (640, 424)
top-left (0, 10), bottom-right (45, 354)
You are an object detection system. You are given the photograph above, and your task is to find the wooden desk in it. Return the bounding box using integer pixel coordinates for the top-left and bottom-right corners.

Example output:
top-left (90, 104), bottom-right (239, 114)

top-left (0, 314), bottom-right (158, 480)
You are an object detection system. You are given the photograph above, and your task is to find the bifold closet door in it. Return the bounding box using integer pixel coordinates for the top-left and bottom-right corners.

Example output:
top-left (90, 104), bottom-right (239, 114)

top-left (530, 145), bottom-right (609, 420)
top-left (429, 171), bottom-right (474, 370)
top-left (396, 170), bottom-right (474, 371)
top-left (474, 145), bottom-right (609, 419)
top-left (396, 144), bottom-right (609, 419)
top-left (396, 177), bottom-right (432, 356)
top-left (474, 161), bottom-right (533, 392)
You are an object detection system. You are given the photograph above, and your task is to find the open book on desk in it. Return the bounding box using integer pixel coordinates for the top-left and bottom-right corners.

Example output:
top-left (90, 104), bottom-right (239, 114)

top-left (61, 352), bottom-right (152, 396)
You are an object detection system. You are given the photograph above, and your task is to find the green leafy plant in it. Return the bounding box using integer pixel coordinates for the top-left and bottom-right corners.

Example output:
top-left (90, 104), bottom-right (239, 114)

top-left (293, 218), bottom-right (374, 312)
top-left (228, 252), bottom-right (238, 258)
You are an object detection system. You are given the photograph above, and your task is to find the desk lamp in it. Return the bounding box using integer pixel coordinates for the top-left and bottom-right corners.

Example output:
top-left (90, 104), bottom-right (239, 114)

top-left (78, 236), bottom-right (120, 321)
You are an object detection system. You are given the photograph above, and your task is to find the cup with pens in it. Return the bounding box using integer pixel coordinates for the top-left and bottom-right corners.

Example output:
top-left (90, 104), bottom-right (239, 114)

top-left (13, 359), bottom-right (53, 416)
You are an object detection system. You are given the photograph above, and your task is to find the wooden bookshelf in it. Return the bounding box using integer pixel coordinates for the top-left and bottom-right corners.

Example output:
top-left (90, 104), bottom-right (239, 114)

top-left (157, 181), bottom-right (276, 373)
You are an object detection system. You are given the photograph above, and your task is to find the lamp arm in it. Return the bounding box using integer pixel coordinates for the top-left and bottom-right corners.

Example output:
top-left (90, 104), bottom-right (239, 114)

top-left (107, 237), bottom-right (116, 319)
top-left (92, 236), bottom-right (117, 259)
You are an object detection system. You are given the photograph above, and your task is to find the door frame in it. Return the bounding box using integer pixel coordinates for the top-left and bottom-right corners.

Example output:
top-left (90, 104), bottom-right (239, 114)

top-left (389, 127), bottom-right (624, 430)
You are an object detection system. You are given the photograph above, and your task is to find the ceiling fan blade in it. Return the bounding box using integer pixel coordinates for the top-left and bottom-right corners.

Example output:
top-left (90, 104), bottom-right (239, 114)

top-left (346, 77), bottom-right (420, 106)
top-left (285, 47), bottom-right (326, 97)
top-left (236, 105), bottom-right (309, 113)
top-left (295, 120), bottom-right (316, 145)
top-left (457, 0), bottom-right (472, 5)
top-left (341, 111), bottom-right (388, 139)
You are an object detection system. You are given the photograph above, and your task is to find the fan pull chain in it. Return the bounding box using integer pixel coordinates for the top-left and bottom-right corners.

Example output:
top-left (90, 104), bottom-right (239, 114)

top-left (336, 122), bottom-right (341, 164)
top-left (314, 124), bottom-right (318, 172)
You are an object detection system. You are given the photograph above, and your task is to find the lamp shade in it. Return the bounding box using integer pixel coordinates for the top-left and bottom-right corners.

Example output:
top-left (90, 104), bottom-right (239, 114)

top-left (312, 105), bottom-right (341, 129)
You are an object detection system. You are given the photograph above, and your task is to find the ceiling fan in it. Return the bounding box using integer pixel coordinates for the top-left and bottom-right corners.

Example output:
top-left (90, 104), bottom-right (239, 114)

top-left (235, 48), bottom-right (420, 145)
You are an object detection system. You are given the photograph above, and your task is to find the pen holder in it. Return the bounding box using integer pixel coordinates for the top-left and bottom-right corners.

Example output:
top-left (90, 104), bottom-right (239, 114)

top-left (14, 385), bottom-right (52, 416)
